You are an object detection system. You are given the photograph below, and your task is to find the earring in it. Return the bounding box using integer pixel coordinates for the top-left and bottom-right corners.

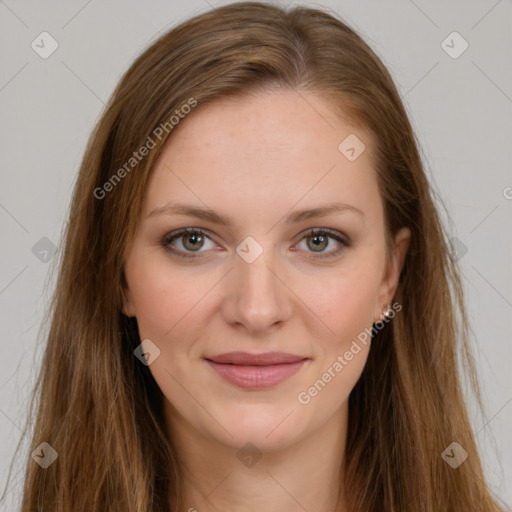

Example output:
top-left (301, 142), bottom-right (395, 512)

top-left (382, 303), bottom-right (392, 319)
top-left (373, 304), bottom-right (393, 328)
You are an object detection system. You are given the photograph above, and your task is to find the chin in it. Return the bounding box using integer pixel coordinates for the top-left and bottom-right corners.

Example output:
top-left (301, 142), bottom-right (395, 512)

top-left (205, 402), bottom-right (309, 453)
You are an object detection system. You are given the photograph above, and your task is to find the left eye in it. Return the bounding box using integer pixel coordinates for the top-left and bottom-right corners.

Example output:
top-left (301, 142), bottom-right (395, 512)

top-left (294, 229), bottom-right (348, 258)
top-left (161, 228), bottom-right (349, 259)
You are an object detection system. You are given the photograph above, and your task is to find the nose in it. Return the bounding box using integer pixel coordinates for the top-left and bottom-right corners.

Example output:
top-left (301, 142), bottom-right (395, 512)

top-left (220, 244), bottom-right (293, 335)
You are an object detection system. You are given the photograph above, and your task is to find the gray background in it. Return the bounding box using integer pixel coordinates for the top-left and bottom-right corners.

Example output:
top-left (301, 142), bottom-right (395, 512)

top-left (0, 0), bottom-right (510, 509)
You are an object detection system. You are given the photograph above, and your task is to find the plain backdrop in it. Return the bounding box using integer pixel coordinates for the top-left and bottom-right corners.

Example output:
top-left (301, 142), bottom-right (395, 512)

top-left (0, 0), bottom-right (511, 509)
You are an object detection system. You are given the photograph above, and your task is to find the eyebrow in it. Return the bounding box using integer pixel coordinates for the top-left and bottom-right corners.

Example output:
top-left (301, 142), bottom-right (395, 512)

top-left (147, 201), bottom-right (365, 225)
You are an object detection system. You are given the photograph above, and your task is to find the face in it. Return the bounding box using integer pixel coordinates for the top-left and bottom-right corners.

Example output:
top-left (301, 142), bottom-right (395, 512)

top-left (122, 89), bottom-right (410, 453)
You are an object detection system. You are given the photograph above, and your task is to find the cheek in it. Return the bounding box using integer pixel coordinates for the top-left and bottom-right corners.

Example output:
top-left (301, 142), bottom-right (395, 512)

top-left (125, 254), bottom-right (212, 343)
top-left (303, 262), bottom-right (382, 344)
top-left (295, 270), bottom-right (376, 413)
top-left (292, 257), bottom-right (381, 409)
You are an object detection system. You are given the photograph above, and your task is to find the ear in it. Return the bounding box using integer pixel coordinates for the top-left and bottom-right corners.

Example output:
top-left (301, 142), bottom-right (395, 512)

top-left (374, 227), bottom-right (411, 322)
top-left (121, 286), bottom-right (136, 317)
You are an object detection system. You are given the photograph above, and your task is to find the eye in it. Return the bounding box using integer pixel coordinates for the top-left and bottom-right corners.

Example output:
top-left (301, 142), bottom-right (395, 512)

top-left (294, 228), bottom-right (350, 260)
top-left (161, 227), bottom-right (350, 260)
top-left (161, 228), bottom-right (217, 258)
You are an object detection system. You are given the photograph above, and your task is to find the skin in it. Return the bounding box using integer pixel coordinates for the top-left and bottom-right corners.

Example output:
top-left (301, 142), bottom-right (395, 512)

top-left (122, 88), bottom-right (411, 512)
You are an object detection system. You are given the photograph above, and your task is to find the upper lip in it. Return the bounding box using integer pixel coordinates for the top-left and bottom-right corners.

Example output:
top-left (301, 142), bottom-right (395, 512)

top-left (205, 351), bottom-right (308, 366)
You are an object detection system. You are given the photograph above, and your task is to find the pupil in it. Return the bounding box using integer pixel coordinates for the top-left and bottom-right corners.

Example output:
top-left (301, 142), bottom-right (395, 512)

top-left (310, 235), bottom-right (326, 251)
top-left (186, 233), bottom-right (202, 250)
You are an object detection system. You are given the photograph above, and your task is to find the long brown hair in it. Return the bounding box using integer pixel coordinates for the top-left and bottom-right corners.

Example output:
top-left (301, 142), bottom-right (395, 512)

top-left (3, 2), bottom-right (503, 510)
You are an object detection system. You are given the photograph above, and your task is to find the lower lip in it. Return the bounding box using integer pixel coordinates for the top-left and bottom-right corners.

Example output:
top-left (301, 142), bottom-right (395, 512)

top-left (206, 359), bottom-right (307, 390)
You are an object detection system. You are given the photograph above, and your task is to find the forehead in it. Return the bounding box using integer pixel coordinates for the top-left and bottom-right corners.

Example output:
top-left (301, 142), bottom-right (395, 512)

top-left (142, 89), bottom-right (382, 227)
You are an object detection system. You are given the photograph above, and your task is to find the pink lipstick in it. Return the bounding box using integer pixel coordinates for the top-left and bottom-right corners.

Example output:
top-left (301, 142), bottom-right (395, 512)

top-left (205, 351), bottom-right (308, 390)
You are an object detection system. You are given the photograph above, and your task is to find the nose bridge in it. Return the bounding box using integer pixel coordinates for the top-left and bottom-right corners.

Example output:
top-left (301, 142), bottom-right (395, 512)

top-left (224, 237), bottom-right (291, 331)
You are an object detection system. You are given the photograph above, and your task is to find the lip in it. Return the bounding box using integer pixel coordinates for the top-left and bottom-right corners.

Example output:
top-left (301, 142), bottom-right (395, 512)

top-left (205, 351), bottom-right (309, 390)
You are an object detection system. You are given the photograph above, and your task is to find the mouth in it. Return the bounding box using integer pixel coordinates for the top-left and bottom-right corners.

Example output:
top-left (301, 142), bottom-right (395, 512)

top-left (204, 351), bottom-right (309, 390)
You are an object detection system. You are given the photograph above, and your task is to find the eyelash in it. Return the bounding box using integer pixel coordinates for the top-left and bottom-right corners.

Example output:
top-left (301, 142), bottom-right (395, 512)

top-left (160, 227), bottom-right (351, 260)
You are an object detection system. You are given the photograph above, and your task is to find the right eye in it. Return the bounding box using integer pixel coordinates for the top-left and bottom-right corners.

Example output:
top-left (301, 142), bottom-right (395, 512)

top-left (161, 228), bottom-right (218, 259)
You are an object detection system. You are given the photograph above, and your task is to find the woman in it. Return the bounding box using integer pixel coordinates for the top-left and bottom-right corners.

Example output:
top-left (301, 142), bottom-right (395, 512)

top-left (4, 1), bottom-right (504, 510)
